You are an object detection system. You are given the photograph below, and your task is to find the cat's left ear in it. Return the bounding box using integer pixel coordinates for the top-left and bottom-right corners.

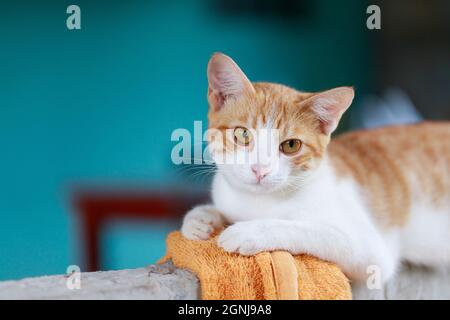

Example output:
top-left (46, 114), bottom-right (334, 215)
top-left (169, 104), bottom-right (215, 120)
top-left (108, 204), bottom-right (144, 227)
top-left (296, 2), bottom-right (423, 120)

top-left (303, 87), bottom-right (355, 135)
top-left (207, 53), bottom-right (255, 111)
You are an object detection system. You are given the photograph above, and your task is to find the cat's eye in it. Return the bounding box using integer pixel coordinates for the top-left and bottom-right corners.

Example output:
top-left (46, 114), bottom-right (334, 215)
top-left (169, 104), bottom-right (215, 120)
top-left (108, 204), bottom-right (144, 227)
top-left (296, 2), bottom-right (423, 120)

top-left (280, 139), bottom-right (302, 155)
top-left (233, 127), bottom-right (253, 146)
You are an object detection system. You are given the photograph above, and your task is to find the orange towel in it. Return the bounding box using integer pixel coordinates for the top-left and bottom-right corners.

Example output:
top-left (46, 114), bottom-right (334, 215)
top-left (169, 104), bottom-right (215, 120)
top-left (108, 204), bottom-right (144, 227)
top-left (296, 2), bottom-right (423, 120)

top-left (159, 231), bottom-right (352, 300)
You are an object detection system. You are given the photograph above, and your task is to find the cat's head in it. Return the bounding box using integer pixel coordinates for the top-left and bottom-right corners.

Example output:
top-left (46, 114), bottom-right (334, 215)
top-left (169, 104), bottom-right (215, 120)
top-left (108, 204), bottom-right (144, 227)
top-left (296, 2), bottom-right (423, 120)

top-left (206, 53), bottom-right (354, 194)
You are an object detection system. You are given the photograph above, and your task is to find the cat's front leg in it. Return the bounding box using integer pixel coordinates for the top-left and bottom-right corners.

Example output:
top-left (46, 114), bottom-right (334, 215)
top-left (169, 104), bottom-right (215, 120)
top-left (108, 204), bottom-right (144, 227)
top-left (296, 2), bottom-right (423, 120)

top-left (218, 219), bottom-right (397, 282)
top-left (218, 220), bottom-right (280, 255)
top-left (181, 205), bottom-right (224, 240)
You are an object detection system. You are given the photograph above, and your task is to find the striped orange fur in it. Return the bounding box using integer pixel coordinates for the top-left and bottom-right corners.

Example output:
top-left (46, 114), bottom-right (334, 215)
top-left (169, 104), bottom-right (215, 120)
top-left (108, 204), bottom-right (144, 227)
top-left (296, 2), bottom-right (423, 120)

top-left (329, 122), bottom-right (450, 227)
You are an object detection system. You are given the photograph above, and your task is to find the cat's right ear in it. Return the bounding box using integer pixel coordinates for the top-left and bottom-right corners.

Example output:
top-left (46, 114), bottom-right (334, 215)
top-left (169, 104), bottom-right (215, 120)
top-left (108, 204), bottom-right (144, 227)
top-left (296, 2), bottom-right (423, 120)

top-left (207, 53), bottom-right (255, 111)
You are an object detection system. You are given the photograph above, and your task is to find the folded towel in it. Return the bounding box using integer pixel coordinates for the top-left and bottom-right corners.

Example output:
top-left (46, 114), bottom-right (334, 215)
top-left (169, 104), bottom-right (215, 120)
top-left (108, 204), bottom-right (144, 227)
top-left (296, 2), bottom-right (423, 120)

top-left (159, 231), bottom-right (351, 300)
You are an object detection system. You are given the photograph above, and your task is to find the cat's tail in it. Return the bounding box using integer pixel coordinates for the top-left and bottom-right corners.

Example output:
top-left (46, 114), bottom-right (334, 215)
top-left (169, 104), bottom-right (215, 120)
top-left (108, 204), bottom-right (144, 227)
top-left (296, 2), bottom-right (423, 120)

top-left (350, 87), bottom-right (423, 130)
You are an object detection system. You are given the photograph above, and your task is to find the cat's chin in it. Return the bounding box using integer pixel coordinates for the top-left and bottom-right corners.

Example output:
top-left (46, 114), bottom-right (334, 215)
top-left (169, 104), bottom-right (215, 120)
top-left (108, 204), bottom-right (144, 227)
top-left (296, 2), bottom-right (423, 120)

top-left (241, 183), bottom-right (284, 194)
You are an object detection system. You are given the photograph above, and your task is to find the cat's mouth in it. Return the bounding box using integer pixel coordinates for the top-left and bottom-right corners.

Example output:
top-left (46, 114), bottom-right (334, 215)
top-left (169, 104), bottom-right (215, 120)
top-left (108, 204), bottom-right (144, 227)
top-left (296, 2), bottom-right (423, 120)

top-left (220, 167), bottom-right (287, 193)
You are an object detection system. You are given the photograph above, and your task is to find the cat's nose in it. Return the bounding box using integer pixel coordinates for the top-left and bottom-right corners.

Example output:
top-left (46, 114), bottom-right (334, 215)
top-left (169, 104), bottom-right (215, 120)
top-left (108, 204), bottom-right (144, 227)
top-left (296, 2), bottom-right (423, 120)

top-left (251, 165), bottom-right (271, 181)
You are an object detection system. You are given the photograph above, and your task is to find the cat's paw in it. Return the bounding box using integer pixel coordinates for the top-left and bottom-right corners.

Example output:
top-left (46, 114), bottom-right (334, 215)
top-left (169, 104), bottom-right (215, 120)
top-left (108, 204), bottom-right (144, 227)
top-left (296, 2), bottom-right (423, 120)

top-left (181, 205), bottom-right (223, 240)
top-left (218, 222), bottom-right (270, 256)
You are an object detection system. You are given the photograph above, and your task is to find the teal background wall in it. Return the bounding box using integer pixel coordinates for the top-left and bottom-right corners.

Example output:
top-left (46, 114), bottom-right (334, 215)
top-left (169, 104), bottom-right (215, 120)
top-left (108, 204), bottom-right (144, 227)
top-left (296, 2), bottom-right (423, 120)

top-left (0, 0), bottom-right (372, 280)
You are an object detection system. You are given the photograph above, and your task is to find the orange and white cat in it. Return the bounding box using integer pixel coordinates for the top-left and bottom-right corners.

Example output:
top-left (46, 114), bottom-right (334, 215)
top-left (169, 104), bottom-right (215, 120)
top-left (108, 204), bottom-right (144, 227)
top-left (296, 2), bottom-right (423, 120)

top-left (181, 53), bottom-right (450, 286)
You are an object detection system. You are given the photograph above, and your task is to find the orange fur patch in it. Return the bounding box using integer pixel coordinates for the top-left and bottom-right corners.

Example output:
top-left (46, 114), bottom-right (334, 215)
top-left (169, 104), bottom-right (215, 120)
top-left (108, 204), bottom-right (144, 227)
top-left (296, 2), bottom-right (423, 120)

top-left (329, 122), bottom-right (450, 227)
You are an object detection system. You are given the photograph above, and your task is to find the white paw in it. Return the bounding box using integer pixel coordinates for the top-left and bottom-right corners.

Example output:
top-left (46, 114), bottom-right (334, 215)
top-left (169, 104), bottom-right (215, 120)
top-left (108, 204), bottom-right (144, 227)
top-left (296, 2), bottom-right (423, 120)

top-left (218, 222), bottom-right (270, 256)
top-left (181, 205), bottom-right (223, 240)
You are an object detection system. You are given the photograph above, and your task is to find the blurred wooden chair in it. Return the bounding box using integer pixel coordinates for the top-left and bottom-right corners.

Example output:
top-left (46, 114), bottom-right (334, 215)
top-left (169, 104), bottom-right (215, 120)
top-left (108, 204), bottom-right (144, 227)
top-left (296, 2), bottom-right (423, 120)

top-left (72, 188), bottom-right (208, 271)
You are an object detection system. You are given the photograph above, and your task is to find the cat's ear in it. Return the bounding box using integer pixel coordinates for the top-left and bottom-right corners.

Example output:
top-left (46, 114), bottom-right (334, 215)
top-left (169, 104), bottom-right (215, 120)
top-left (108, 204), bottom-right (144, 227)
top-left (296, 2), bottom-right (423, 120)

top-left (207, 53), bottom-right (255, 111)
top-left (303, 87), bottom-right (355, 135)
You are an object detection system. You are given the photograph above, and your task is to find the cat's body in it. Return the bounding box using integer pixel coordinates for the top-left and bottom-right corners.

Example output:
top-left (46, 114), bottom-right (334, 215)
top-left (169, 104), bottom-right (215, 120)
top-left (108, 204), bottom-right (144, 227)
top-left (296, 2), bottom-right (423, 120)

top-left (181, 53), bottom-right (450, 286)
top-left (211, 122), bottom-right (450, 282)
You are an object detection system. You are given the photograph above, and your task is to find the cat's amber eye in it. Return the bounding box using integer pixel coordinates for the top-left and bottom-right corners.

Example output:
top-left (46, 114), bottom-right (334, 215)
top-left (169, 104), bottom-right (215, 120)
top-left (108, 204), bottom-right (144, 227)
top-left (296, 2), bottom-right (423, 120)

top-left (233, 127), bottom-right (253, 146)
top-left (280, 139), bottom-right (302, 155)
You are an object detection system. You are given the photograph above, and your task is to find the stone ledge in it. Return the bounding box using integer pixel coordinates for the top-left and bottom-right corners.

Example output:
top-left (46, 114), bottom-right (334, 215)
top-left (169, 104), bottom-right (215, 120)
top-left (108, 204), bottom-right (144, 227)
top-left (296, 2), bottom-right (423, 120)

top-left (1, 261), bottom-right (449, 299)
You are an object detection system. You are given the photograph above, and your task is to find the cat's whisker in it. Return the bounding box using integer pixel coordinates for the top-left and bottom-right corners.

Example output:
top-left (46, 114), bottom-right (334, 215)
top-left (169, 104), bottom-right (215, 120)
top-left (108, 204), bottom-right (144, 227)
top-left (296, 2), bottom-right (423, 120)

top-left (171, 167), bottom-right (216, 177)
top-left (172, 162), bottom-right (218, 181)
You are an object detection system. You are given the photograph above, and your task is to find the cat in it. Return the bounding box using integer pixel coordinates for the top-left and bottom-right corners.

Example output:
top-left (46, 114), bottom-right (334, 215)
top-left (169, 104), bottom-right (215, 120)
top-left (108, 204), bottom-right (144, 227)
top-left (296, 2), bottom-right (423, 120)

top-left (181, 52), bottom-right (450, 286)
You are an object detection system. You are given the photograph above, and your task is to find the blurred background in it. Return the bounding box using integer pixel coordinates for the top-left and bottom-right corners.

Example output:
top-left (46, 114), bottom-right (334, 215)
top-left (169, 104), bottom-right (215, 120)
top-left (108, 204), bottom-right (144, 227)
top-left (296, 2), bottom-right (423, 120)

top-left (0, 0), bottom-right (449, 280)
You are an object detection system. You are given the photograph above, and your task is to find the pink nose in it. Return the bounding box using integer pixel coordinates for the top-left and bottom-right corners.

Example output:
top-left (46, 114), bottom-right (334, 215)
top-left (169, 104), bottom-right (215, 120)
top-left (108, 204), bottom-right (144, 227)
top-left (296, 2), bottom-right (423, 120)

top-left (251, 165), bottom-right (271, 181)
